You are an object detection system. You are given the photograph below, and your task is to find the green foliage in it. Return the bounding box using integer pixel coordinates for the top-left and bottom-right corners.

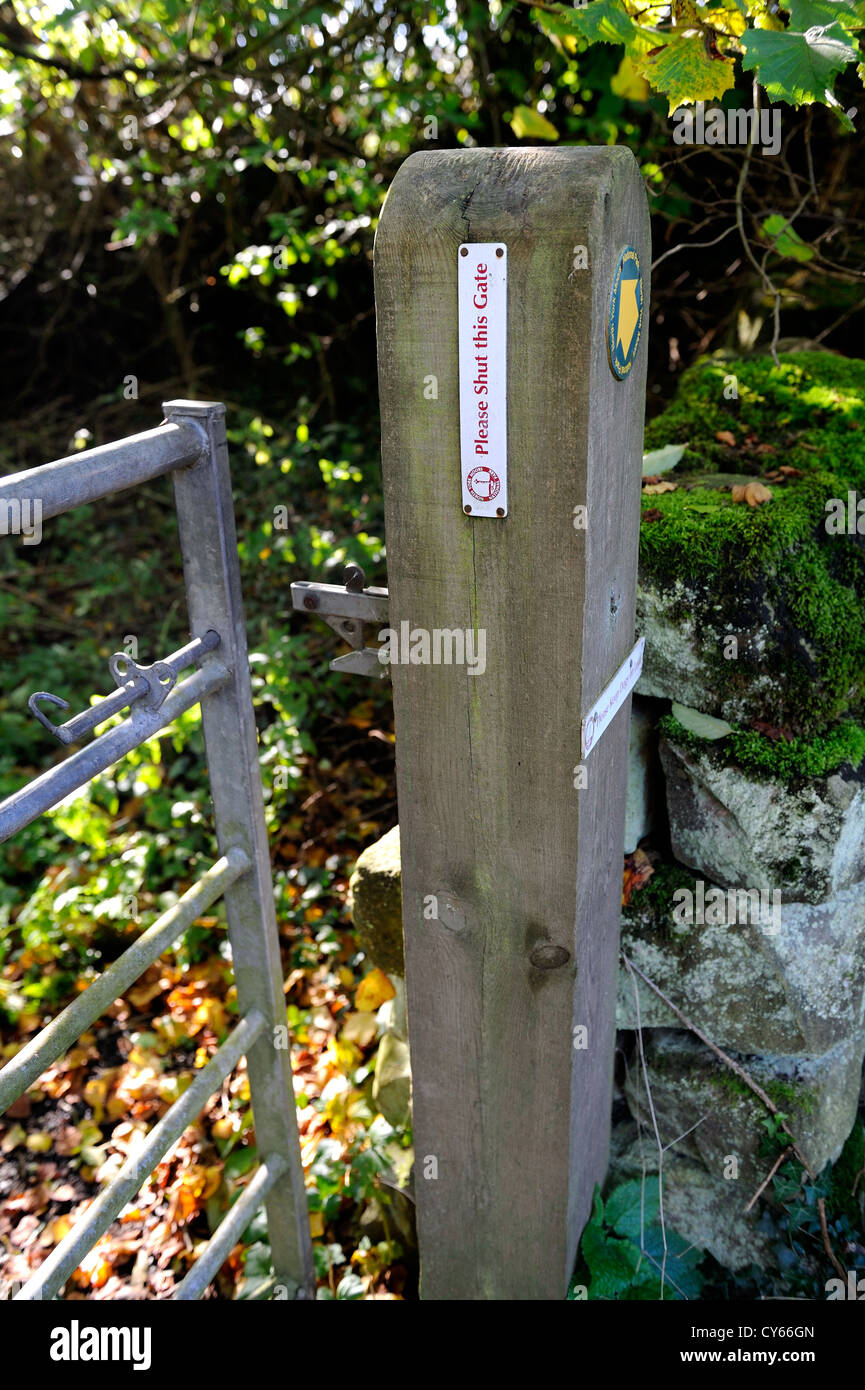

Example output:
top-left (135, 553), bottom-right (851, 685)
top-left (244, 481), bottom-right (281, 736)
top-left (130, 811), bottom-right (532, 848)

top-left (570, 1180), bottom-right (705, 1299)
top-left (533, 0), bottom-right (864, 116)
top-left (741, 18), bottom-right (858, 110)
top-left (761, 213), bottom-right (815, 262)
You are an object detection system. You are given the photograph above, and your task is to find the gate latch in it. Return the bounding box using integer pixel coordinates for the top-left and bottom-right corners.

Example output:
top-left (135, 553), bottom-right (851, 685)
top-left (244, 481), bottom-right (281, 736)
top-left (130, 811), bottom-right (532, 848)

top-left (291, 564), bottom-right (389, 679)
top-left (27, 630), bottom-right (221, 745)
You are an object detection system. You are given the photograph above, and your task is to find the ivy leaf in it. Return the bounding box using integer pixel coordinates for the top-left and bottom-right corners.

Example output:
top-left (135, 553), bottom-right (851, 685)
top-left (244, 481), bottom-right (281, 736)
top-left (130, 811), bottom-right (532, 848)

top-left (643, 35), bottom-right (737, 111)
top-left (741, 24), bottom-right (858, 105)
top-left (580, 1201), bottom-right (643, 1298)
top-left (761, 213), bottom-right (815, 261)
top-left (509, 104), bottom-right (559, 140)
top-left (605, 1178), bottom-right (661, 1241)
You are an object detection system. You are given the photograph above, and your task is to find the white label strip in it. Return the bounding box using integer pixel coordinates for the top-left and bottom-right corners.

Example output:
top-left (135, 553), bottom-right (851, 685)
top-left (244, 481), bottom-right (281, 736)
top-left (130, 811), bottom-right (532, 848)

top-left (458, 243), bottom-right (507, 517)
top-left (580, 637), bottom-right (645, 759)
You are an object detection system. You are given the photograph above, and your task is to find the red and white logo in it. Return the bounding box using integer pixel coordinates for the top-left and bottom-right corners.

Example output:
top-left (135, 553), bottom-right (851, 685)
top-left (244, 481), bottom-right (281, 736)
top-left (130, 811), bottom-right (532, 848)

top-left (466, 466), bottom-right (500, 502)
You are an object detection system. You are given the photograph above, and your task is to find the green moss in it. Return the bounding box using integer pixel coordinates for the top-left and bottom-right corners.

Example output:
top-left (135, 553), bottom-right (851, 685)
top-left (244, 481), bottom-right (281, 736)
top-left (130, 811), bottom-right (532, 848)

top-left (623, 859), bottom-right (698, 933)
top-left (707, 1070), bottom-right (815, 1116)
top-left (643, 352), bottom-right (865, 485)
top-left (659, 712), bottom-right (865, 783)
top-left (764, 1080), bottom-right (816, 1115)
top-left (712, 1071), bottom-right (759, 1104)
top-left (640, 351), bottom-right (865, 735)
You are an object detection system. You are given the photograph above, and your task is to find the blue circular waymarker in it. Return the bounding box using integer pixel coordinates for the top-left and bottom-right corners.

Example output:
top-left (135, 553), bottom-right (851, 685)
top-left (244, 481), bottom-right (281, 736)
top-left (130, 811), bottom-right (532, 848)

top-left (608, 246), bottom-right (643, 380)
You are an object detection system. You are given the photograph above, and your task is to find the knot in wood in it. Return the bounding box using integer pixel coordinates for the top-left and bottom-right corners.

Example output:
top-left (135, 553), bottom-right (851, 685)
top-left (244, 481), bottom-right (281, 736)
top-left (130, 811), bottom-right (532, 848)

top-left (529, 942), bottom-right (570, 971)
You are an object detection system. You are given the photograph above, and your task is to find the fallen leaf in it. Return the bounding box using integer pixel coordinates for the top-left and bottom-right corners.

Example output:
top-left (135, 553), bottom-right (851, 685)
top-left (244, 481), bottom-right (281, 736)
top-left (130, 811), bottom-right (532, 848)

top-left (642, 480), bottom-right (678, 496)
top-left (1, 1123), bottom-right (26, 1153)
top-left (750, 719), bottom-right (794, 743)
top-left (127, 973), bottom-right (169, 1010)
top-left (51, 1184), bottom-right (79, 1203)
top-left (47, 1214), bottom-right (74, 1245)
top-left (53, 1125), bottom-right (83, 1157)
top-left (642, 443), bottom-right (688, 475)
top-left (355, 968), bottom-right (396, 1013)
top-left (731, 481), bottom-right (773, 507)
top-left (671, 702), bottom-right (734, 741)
top-left (83, 1074), bottom-right (113, 1124)
top-left (715, 429), bottom-right (737, 447)
top-left (622, 849), bottom-right (655, 907)
top-left (25, 1132), bottom-right (53, 1154)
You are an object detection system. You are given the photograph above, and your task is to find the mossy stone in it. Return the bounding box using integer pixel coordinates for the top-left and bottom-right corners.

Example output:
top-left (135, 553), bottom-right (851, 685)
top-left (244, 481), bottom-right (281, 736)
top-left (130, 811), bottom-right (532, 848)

top-left (348, 825), bottom-right (404, 975)
top-left (638, 351), bottom-right (865, 737)
top-left (659, 731), bottom-right (865, 902)
top-left (619, 863), bottom-right (865, 1055)
top-left (623, 1028), bottom-right (865, 1189)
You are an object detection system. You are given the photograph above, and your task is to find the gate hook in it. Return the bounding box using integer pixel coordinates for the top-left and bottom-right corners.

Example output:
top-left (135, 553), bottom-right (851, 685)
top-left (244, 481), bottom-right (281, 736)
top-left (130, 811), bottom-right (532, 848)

top-left (27, 692), bottom-right (73, 745)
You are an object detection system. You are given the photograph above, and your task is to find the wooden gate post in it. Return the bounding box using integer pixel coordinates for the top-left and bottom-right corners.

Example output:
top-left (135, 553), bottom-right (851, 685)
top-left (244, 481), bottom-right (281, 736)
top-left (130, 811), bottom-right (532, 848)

top-left (374, 148), bottom-right (649, 1299)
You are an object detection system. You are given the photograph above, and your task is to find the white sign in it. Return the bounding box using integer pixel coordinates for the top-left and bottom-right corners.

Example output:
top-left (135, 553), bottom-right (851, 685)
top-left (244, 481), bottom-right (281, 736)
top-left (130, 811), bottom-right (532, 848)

top-left (458, 243), bottom-right (507, 517)
top-left (581, 637), bottom-right (645, 759)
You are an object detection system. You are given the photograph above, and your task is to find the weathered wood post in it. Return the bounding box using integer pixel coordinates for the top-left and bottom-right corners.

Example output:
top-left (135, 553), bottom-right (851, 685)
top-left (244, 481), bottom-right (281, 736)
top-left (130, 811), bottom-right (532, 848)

top-left (374, 148), bottom-right (649, 1299)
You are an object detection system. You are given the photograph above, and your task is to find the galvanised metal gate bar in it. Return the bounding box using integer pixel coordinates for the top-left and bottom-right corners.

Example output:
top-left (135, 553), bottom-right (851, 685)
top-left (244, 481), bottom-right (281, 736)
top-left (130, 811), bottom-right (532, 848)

top-left (0, 401), bottom-right (314, 1301)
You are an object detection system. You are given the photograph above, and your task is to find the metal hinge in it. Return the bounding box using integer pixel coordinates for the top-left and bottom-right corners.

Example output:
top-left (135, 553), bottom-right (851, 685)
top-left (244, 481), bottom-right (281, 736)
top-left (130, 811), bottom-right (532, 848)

top-left (290, 564), bottom-right (390, 678)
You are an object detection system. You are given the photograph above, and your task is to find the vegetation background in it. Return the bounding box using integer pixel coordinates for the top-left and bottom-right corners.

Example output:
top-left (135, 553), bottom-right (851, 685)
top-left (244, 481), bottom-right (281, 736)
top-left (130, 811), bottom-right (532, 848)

top-left (0, 0), bottom-right (863, 1299)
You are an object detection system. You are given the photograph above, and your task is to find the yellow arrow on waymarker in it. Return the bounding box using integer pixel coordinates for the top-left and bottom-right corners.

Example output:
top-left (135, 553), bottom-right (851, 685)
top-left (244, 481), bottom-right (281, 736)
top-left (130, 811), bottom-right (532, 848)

top-left (616, 278), bottom-right (639, 359)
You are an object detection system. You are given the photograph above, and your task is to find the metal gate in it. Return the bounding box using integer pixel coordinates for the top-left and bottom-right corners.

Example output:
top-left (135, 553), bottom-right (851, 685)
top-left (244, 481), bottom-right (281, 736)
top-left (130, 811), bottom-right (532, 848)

top-left (0, 400), bottom-right (314, 1300)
